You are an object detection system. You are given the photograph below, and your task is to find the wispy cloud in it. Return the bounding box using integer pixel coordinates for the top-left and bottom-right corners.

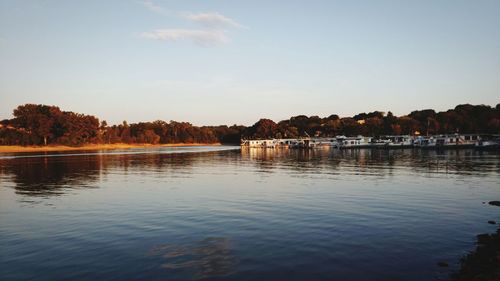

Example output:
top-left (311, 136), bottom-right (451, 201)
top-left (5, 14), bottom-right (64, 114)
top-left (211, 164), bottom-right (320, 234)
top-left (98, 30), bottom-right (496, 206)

top-left (183, 12), bottom-right (245, 29)
top-left (140, 0), bottom-right (170, 15)
top-left (141, 29), bottom-right (229, 46)
top-left (139, 1), bottom-right (245, 47)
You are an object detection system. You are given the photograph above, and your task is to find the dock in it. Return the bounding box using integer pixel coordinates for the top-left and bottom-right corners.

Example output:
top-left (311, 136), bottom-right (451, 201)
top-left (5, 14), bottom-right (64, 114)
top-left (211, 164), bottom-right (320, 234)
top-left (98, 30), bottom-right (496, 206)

top-left (241, 134), bottom-right (500, 149)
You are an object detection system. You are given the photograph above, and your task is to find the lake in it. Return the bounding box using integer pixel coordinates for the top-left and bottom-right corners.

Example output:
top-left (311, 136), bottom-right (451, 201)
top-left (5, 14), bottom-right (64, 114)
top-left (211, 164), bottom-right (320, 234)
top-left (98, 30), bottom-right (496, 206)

top-left (1, 146), bottom-right (499, 281)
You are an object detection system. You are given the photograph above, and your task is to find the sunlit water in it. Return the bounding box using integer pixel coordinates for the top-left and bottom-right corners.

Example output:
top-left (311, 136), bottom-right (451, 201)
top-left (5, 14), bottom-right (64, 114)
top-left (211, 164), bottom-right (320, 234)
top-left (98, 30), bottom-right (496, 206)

top-left (1, 146), bottom-right (499, 281)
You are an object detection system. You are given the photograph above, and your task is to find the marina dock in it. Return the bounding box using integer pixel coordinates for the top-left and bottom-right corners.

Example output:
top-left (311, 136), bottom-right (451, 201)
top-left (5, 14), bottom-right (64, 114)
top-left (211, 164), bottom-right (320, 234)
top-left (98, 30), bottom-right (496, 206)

top-left (241, 134), bottom-right (500, 149)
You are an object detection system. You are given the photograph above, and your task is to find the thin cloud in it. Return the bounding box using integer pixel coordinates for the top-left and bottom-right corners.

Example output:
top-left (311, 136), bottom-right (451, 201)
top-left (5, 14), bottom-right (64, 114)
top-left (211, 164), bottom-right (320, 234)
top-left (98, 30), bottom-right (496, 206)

top-left (141, 29), bottom-right (229, 46)
top-left (139, 2), bottom-right (245, 47)
top-left (183, 12), bottom-right (245, 29)
top-left (140, 0), bottom-right (170, 15)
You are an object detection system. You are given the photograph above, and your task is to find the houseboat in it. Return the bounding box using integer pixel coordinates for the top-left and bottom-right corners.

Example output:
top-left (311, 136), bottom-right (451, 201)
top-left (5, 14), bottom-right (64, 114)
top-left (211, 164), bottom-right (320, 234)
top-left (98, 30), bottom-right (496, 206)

top-left (370, 138), bottom-right (392, 148)
top-left (305, 137), bottom-right (338, 148)
top-left (337, 136), bottom-right (372, 148)
top-left (475, 135), bottom-right (500, 149)
top-left (274, 138), bottom-right (296, 148)
top-left (241, 134), bottom-right (496, 150)
top-left (381, 135), bottom-right (414, 148)
top-left (242, 139), bottom-right (277, 148)
top-left (413, 136), bottom-right (430, 147)
top-left (460, 134), bottom-right (481, 146)
top-left (416, 134), bottom-right (481, 148)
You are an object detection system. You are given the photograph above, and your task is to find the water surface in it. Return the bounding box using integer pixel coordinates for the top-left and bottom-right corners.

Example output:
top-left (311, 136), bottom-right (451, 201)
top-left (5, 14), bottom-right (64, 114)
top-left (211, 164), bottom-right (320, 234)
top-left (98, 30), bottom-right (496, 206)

top-left (1, 146), bottom-right (500, 281)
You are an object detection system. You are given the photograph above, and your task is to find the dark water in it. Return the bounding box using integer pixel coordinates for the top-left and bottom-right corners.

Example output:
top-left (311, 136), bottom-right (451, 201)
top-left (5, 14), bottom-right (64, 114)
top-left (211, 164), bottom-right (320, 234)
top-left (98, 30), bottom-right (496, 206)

top-left (1, 146), bottom-right (500, 281)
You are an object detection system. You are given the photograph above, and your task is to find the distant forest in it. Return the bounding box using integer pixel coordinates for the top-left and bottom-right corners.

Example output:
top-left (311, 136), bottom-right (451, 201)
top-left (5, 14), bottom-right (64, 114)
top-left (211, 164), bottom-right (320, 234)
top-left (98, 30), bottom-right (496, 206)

top-left (0, 103), bottom-right (499, 146)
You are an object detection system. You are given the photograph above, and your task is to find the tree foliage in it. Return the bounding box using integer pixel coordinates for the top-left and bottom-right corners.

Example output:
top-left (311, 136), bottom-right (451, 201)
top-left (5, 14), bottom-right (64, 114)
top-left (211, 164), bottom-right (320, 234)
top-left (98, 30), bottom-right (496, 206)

top-left (0, 104), bottom-right (245, 145)
top-left (1, 103), bottom-right (499, 146)
top-left (241, 104), bottom-right (500, 139)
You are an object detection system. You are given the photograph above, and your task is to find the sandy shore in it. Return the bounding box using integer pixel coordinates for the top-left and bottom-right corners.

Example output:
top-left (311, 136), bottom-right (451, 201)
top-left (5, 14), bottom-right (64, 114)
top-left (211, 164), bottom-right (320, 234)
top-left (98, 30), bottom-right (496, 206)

top-left (0, 143), bottom-right (221, 153)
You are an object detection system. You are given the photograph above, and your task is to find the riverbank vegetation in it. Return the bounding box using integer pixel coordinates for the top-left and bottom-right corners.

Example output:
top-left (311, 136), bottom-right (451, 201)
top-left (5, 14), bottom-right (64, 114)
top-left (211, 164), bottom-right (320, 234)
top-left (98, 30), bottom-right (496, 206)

top-left (0, 103), bottom-right (499, 146)
top-left (0, 104), bottom-right (243, 146)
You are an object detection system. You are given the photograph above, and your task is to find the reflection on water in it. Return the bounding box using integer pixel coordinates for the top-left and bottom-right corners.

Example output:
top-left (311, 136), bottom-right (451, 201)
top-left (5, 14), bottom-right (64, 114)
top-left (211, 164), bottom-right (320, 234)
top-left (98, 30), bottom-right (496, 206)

top-left (1, 146), bottom-right (239, 197)
top-left (1, 156), bottom-right (102, 196)
top-left (0, 147), bottom-right (500, 281)
top-left (149, 237), bottom-right (237, 279)
top-left (242, 148), bottom-right (500, 176)
top-left (1, 148), bottom-right (499, 199)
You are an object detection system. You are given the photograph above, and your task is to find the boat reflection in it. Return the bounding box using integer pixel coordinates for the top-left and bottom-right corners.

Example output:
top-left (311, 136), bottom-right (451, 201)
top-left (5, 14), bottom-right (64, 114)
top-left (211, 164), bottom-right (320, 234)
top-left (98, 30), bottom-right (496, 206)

top-left (0, 148), bottom-right (498, 198)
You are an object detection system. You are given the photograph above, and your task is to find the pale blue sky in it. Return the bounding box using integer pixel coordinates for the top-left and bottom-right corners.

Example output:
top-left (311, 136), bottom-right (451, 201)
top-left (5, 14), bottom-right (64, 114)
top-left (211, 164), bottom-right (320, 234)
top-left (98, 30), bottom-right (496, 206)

top-left (1, 0), bottom-right (499, 126)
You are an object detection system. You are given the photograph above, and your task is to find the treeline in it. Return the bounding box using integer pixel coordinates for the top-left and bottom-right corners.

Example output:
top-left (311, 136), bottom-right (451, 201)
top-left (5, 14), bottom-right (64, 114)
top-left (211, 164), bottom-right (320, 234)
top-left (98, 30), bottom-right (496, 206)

top-left (242, 103), bottom-right (500, 139)
top-left (0, 103), bottom-right (499, 146)
top-left (0, 104), bottom-right (243, 146)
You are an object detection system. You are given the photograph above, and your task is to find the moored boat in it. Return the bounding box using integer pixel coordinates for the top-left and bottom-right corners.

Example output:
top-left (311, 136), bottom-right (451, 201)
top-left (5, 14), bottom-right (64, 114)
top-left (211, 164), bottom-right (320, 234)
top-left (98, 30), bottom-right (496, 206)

top-left (338, 136), bottom-right (372, 148)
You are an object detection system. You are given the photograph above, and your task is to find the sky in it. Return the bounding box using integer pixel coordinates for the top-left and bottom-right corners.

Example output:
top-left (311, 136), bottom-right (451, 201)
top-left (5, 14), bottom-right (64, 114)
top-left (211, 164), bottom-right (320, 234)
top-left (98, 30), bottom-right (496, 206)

top-left (0, 0), bottom-right (499, 126)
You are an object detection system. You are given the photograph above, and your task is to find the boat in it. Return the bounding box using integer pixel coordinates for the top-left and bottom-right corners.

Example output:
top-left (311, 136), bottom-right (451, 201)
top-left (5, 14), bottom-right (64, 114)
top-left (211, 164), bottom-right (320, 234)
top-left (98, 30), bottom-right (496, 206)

top-left (475, 135), bottom-right (500, 149)
top-left (370, 138), bottom-right (391, 148)
top-left (382, 135), bottom-right (414, 148)
top-left (417, 134), bottom-right (480, 148)
top-left (242, 139), bottom-right (277, 148)
top-left (306, 137), bottom-right (338, 148)
top-left (338, 136), bottom-right (372, 148)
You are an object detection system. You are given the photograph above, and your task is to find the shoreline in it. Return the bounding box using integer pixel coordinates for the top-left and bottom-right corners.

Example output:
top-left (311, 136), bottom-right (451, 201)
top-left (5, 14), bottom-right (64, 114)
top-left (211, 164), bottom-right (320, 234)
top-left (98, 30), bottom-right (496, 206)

top-left (0, 143), bottom-right (222, 153)
top-left (450, 228), bottom-right (500, 281)
top-left (449, 201), bottom-right (500, 280)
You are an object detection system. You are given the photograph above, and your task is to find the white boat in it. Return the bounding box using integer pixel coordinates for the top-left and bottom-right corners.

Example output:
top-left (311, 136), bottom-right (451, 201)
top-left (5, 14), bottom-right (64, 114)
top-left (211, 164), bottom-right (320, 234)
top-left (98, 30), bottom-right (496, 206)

top-left (370, 138), bottom-right (391, 148)
top-left (382, 135), bottom-right (414, 147)
top-left (274, 138), bottom-right (296, 148)
top-left (243, 139), bottom-right (277, 148)
top-left (338, 136), bottom-right (372, 148)
top-left (475, 135), bottom-right (500, 149)
top-left (417, 134), bottom-right (480, 148)
top-left (307, 137), bottom-right (338, 148)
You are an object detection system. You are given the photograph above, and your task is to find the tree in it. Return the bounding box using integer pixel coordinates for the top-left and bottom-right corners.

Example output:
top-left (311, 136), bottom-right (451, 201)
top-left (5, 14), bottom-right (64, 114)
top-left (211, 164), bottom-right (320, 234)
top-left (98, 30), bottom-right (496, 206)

top-left (244, 119), bottom-right (277, 139)
top-left (12, 104), bottom-right (59, 145)
top-left (398, 116), bottom-right (420, 135)
top-left (339, 118), bottom-right (361, 136)
top-left (2, 103), bottom-right (500, 146)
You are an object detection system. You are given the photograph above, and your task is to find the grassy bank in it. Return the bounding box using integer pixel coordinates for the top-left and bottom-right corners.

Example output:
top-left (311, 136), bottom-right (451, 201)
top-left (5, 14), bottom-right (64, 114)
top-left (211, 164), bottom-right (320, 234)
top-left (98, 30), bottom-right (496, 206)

top-left (0, 143), bottom-right (221, 153)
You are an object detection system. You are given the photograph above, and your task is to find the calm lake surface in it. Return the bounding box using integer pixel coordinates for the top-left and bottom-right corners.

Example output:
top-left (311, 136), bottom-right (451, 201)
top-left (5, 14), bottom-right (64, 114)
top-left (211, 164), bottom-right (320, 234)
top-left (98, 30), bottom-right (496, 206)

top-left (1, 146), bottom-right (500, 281)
